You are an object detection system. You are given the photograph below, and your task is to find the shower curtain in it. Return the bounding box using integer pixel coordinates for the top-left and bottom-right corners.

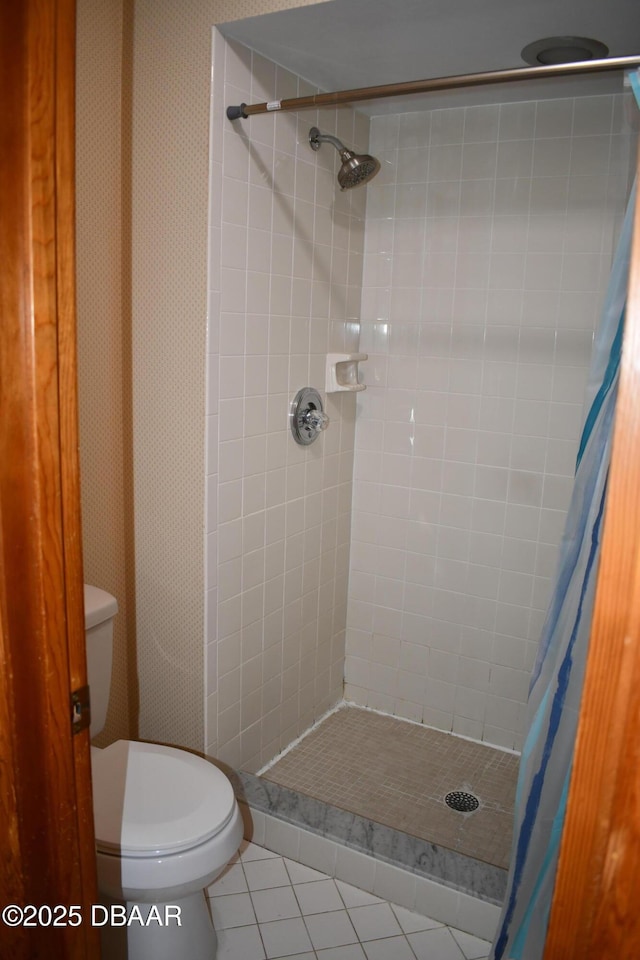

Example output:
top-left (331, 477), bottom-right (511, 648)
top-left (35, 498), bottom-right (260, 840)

top-left (490, 164), bottom-right (638, 957)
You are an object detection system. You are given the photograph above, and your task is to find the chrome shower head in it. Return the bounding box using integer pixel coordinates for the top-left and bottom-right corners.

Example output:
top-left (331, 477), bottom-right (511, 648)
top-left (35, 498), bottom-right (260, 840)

top-left (309, 126), bottom-right (380, 190)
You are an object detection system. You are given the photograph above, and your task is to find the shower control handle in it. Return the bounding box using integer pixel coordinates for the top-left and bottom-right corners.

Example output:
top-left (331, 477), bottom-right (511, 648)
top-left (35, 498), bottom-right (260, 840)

top-left (303, 408), bottom-right (329, 433)
top-left (290, 387), bottom-right (329, 445)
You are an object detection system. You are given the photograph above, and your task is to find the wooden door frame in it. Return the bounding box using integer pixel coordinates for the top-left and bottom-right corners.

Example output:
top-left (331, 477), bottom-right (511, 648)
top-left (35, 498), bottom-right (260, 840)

top-left (0, 0), bottom-right (99, 956)
top-left (544, 151), bottom-right (640, 956)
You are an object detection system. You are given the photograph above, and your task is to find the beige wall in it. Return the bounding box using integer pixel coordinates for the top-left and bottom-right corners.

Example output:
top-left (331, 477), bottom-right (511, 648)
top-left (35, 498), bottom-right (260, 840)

top-left (76, 0), bottom-right (136, 744)
top-left (77, 0), bottom-right (334, 752)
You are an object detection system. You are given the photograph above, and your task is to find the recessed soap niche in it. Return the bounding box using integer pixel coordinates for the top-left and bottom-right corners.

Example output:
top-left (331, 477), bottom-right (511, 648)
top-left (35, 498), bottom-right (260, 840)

top-left (326, 353), bottom-right (368, 393)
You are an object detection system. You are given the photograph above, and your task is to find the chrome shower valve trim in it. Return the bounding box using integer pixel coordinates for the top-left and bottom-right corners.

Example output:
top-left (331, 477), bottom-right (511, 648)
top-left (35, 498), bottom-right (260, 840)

top-left (290, 387), bottom-right (330, 445)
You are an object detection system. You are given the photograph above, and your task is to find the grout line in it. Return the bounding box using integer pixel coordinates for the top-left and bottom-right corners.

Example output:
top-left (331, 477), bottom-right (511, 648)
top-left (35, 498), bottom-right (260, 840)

top-left (211, 844), bottom-right (492, 957)
top-left (256, 699), bottom-right (345, 774)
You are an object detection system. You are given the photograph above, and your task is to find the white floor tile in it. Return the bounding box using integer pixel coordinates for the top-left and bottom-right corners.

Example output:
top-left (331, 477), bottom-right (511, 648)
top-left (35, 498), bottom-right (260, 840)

top-left (408, 926), bottom-right (466, 960)
top-left (362, 936), bottom-right (416, 960)
top-left (270, 955), bottom-right (316, 960)
top-left (347, 903), bottom-right (403, 942)
top-left (260, 917), bottom-right (314, 958)
top-left (335, 880), bottom-right (384, 909)
top-left (244, 857), bottom-right (292, 891)
top-left (252, 885), bottom-right (302, 923)
top-left (304, 910), bottom-right (359, 950)
top-left (316, 946), bottom-right (367, 960)
top-left (216, 923), bottom-right (266, 960)
top-left (294, 879), bottom-right (344, 915)
top-left (391, 903), bottom-right (444, 934)
top-left (209, 862), bottom-right (248, 896)
top-left (208, 838), bottom-right (496, 960)
top-left (450, 928), bottom-right (492, 959)
top-left (285, 858), bottom-right (330, 885)
top-left (210, 892), bottom-right (256, 929)
top-left (242, 842), bottom-right (281, 861)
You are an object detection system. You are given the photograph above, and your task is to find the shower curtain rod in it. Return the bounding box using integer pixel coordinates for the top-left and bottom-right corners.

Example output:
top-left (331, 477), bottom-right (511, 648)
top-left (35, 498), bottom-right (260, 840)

top-left (226, 54), bottom-right (640, 120)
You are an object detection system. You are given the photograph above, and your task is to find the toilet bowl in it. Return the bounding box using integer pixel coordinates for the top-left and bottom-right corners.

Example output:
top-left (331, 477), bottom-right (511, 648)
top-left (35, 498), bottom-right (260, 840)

top-left (85, 585), bottom-right (243, 960)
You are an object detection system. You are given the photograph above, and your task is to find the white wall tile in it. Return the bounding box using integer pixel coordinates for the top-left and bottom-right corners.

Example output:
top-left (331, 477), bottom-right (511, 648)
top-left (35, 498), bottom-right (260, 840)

top-left (345, 92), bottom-right (631, 749)
top-left (210, 43), bottom-right (631, 765)
top-left (207, 36), bottom-right (367, 765)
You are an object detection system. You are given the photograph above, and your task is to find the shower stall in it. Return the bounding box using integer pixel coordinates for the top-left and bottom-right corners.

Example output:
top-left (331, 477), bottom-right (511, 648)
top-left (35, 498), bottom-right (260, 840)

top-left (204, 17), bottom-right (639, 938)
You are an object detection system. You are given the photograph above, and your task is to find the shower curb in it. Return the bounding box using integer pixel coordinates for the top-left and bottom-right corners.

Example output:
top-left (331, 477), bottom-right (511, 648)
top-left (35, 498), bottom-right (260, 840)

top-left (232, 770), bottom-right (506, 905)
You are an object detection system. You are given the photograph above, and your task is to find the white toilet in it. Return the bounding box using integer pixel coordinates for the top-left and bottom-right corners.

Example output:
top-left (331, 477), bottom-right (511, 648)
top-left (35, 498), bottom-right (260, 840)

top-left (84, 584), bottom-right (243, 960)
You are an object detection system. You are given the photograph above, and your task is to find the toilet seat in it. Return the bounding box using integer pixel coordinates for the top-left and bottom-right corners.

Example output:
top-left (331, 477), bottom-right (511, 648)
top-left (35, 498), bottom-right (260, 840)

top-left (92, 740), bottom-right (237, 858)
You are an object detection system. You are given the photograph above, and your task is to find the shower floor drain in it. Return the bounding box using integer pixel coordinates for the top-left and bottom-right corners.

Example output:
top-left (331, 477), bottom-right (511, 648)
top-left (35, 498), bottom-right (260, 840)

top-left (445, 790), bottom-right (480, 813)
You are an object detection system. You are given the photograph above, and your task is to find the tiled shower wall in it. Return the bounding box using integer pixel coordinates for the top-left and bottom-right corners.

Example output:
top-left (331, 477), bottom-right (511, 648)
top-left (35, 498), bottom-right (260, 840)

top-left (206, 32), bottom-right (368, 771)
top-left (345, 95), bottom-right (635, 751)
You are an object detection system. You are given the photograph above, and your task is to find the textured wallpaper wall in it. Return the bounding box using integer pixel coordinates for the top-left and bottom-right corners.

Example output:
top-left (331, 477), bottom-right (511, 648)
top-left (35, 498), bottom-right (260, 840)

top-left (76, 0), bottom-right (135, 744)
top-left (130, 0), bottom-right (333, 750)
top-left (77, 0), bottom-right (333, 751)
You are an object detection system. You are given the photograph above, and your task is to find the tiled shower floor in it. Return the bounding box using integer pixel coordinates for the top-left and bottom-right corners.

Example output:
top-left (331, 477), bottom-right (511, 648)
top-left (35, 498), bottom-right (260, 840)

top-left (262, 706), bottom-right (519, 870)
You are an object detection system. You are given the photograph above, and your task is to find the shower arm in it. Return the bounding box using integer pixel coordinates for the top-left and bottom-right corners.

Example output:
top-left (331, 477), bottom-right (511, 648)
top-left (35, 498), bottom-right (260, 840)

top-left (226, 53), bottom-right (640, 120)
top-left (310, 129), bottom-right (348, 154)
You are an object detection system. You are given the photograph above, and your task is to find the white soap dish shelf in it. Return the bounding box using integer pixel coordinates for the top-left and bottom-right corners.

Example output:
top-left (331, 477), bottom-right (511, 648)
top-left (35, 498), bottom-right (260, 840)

top-left (325, 353), bottom-right (368, 393)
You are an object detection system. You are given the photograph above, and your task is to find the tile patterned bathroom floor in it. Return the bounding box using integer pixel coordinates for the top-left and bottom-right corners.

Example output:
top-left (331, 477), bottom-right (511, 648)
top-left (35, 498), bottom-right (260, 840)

top-left (207, 841), bottom-right (491, 960)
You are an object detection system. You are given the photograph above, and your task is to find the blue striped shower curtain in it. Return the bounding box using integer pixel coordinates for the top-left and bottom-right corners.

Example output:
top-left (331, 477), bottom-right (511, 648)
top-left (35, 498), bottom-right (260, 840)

top-left (490, 167), bottom-right (637, 960)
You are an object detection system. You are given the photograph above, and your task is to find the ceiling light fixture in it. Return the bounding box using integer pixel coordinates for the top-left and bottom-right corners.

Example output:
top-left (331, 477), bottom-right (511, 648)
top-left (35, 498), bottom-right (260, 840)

top-left (521, 36), bottom-right (610, 66)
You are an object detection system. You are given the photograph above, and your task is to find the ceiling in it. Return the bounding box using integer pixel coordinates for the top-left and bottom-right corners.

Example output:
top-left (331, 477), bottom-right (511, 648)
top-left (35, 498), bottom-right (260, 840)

top-left (220, 0), bottom-right (640, 113)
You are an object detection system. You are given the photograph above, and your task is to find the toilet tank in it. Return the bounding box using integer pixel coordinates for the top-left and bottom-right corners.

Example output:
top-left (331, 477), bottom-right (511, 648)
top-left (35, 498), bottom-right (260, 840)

top-left (84, 585), bottom-right (118, 738)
